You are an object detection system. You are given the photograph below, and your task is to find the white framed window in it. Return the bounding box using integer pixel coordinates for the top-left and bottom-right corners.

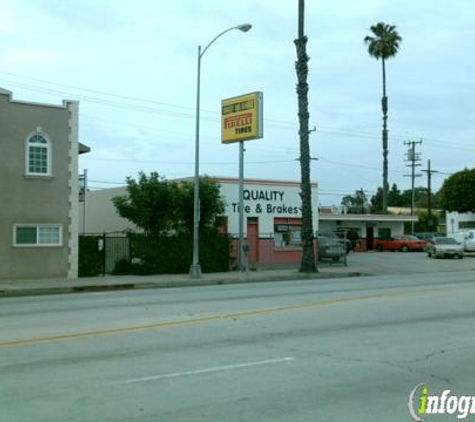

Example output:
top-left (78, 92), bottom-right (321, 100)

top-left (13, 225), bottom-right (63, 247)
top-left (26, 132), bottom-right (51, 176)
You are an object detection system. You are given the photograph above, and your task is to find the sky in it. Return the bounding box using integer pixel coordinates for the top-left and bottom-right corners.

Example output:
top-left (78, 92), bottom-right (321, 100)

top-left (1, 0), bottom-right (474, 206)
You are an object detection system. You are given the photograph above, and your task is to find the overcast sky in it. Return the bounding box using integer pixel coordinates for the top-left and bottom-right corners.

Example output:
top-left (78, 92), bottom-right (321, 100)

top-left (1, 0), bottom-right (474, 205)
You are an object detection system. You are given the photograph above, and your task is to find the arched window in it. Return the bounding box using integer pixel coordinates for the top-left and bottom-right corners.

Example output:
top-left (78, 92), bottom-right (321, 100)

top-left (26, 133), bottom-right (51, 175)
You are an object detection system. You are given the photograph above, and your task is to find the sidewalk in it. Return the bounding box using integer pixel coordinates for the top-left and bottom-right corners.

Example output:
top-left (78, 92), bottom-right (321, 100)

top-left (0, 262), bottom-right (365, 298)
top-left (3, 252), bottom-right (473, 298)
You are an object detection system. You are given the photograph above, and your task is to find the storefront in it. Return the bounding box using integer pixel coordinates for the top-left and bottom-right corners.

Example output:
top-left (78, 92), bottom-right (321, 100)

top-left (81, 177), bottom-right (319, 268)
top-left (217, 177), bottom-right (319, 267)
top-left (319, 212), bottom-right (418, 251)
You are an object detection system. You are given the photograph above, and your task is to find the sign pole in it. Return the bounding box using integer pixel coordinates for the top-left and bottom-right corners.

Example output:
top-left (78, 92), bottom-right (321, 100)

top-left (221, 91), bottom-right (263, 272)
top-left (238, 140), bottom-right (245, 271)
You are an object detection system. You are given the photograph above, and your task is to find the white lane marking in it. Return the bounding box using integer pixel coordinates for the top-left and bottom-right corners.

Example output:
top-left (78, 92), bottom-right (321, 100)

top-left (116, 357), bottom-right (295, 384)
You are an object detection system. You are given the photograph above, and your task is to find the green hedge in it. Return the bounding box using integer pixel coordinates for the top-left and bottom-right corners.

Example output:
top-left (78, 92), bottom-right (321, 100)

top-left (78, 236), bottom-right (104, 277)
top-left (114, 233), bottom-right (231, 275)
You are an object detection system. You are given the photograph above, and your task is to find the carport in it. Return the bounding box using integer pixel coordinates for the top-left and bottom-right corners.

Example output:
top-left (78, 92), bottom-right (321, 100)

top-left (318, 213), bottom-right (418, 251)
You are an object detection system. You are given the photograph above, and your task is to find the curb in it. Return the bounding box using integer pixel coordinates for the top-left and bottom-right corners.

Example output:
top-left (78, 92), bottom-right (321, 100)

top-left (0, 271), bottom-right (368, 298)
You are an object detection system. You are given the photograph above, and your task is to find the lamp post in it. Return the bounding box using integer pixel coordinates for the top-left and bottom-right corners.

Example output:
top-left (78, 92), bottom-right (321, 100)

top-left (189, 23), bottom-right (252, 279)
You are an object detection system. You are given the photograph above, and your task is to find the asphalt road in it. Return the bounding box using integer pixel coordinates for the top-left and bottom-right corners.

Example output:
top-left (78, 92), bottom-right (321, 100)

top-left (1, 270), bottom-right (475, 421)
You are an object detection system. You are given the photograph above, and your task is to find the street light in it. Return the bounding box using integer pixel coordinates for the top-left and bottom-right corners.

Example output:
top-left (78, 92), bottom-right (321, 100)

top-left (189, 23), bottom-right (252, 279)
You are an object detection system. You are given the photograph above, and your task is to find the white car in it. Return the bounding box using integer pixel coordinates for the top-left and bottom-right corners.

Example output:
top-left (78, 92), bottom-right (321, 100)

top-left (458, 230), bottom-right (475, 252)
top-left (427, 237), bottom-right (464, 259)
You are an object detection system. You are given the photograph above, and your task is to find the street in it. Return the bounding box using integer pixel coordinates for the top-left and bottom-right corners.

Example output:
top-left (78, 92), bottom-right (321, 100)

top-left (1, 268), bottom-right (475, 421)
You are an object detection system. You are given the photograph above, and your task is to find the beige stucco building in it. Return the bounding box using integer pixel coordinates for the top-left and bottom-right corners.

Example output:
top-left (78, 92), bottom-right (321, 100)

top-left (0, 88), bottom-right (87, 280)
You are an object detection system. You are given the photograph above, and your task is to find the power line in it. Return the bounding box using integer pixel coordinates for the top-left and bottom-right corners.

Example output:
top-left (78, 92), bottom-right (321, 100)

top-left (82, 156), bottom-right (297, 166)
top-left (5, 71), bottom-right (473, 152)
top-left (5, 72), bottom-right (475, 159)
top-left (0, 71), bottom-right (197, 112)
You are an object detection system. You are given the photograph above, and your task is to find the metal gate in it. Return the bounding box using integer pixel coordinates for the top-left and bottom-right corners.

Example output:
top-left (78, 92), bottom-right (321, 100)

top-left (104, 236), bottom-right (130, 274)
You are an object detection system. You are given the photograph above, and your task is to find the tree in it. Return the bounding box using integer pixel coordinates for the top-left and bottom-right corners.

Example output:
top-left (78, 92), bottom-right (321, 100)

top-left (371, 183), bottom-right (402, 212)
top-left (178, 176), bottom-right (227, 235)
top-left (414, 210), bottom-right (439, 232)
top-left (113, 172), bottom-right (181, 235)
top-left (341, 188), bottom-right (368, 214)
top-left (438, 168), bottom-right (475, 212)
top-left (295, 0), bottom-right (316, 272)
top-left (399, 187), bottom-right (435, 209)
top-left (365, 22), bottom-right (402, 214)
top-left (371, 183), bottom-right (439, 212)
top-left (388, 183), bottom-right (403, 206)
top-left (113, 172), bottom-right (226, 235)
top-left (370, 186), bottom-right (383, 212)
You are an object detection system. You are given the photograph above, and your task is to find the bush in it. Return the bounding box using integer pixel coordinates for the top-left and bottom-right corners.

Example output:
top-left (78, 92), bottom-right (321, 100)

top-left (111, 258), bottom-right (136, 275)
top-left (129, 233), bottom-right (231, 275)
top-left (78, 236), bottom-right (103, 277)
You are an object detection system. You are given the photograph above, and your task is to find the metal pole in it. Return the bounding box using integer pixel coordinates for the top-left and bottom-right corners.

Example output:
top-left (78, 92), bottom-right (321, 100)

top-left (238, 141), bottom-right (245, 271)
top-left (427, 159), bottom-right (432, 217)
top-left (411, 141), bottom-right (416, 235)
top-left (189, 24), bottom-right (252, 279)
top-left (83, 169), bottom-right (87, 234)
top-left (190, 45), bottom-right (202, 279)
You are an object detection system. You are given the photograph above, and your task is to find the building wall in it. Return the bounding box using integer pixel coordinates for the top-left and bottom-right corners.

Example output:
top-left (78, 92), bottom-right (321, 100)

top-left (319, 218), bottom-right (409, 252)
top-left (0, 91), bottom-right (78, 279)
top-left (81, 178), bottom-right (320, 267)
top-left (320, 220), bottom-right (405, 237)
top-left (82, 179), bottom-right (319, 236)
top-left (219, 178), bottom-right (319, 236)
top-left (67, 101), bottom-right (80, 278)
top-left (80, 187), bottom-right (138, 234)
top-left (446, 212), bottom-right (475, 235)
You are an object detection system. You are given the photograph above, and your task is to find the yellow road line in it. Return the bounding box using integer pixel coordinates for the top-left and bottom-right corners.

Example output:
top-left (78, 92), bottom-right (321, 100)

top-left (0, 282), bottom-right (472, 349)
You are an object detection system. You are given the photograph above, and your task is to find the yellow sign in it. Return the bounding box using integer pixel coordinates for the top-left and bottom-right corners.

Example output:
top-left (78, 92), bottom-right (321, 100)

top-left (221, 92), bottom-right (263, 144)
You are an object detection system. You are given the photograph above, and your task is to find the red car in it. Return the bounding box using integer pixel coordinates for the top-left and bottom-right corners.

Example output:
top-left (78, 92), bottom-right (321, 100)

top-left (374, 235), bottom-right (426, 252)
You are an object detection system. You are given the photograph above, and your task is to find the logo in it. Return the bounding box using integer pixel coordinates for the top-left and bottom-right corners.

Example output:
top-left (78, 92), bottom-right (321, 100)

top-left (408, 383), bottom-right (475, 420)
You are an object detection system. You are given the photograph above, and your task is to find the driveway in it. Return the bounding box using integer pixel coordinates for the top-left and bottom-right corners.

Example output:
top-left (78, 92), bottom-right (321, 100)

top-left (342, 250), bottom-right (475, 275)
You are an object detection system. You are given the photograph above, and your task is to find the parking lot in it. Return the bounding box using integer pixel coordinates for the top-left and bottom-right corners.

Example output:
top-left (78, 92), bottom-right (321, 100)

top-left (342, 250), bottom-right (475, 276)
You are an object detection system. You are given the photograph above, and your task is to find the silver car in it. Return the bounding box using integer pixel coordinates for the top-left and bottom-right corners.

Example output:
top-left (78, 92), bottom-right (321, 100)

top-left (427, 237), bottom-right (464, 259)
top-left (316, 234), bottom-right (347, 263)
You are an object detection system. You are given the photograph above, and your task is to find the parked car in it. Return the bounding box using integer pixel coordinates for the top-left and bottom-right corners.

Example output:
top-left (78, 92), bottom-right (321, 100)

top-left (335, 230), bottom-right (361, 252)
top-left (316, 233), bottom-right (347, 262)
top-left (414, 232), bottom-right (444, 242)
top-left (452, 230), bottom-right (475, 252)
top-left (374, 235), bottom-right (426, 252)
top-left (317, 231), bottom-right (351, 253)
top-left (427, 237), bottom-right (464, 259)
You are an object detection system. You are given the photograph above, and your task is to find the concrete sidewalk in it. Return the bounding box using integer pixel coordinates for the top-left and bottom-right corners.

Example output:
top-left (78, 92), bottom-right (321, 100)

top-left (0, 261), bottom-right (364, 298)
top-left (2, 251), bottom-right (474, 298)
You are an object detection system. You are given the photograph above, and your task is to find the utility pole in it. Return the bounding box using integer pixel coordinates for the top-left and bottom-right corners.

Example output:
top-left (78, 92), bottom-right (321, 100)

top-left (404, 140), bottom-right (422, 234)
top-left (421, 159), bottom-right (439, 230)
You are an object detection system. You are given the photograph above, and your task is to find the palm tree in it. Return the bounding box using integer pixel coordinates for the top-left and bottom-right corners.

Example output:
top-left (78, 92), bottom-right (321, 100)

top-left (364, 22), bottom-right (402, 213)
top-left (295, 0), bottom-right (316, 272)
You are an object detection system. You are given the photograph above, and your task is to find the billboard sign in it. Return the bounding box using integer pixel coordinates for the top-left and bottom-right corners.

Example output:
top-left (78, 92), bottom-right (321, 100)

top-left (221, 91), bottom-right (263, 144)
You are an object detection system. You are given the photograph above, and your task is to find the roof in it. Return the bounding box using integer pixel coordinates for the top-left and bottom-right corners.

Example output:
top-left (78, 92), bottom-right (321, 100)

top-left (214, 176), bottom-right (318, 189)
top-left (79, 143), bottom-right (91, 154)
top-left (319, 213), bottom-right (418, 222)
top-left (0, 87), bottom-right (12, 96)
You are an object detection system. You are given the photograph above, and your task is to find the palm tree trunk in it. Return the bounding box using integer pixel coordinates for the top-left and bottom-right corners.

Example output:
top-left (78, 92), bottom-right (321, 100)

top-left (295, 0), bottom-right (317, 272)
top-left (381, 58), bottom-right (389, 213)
